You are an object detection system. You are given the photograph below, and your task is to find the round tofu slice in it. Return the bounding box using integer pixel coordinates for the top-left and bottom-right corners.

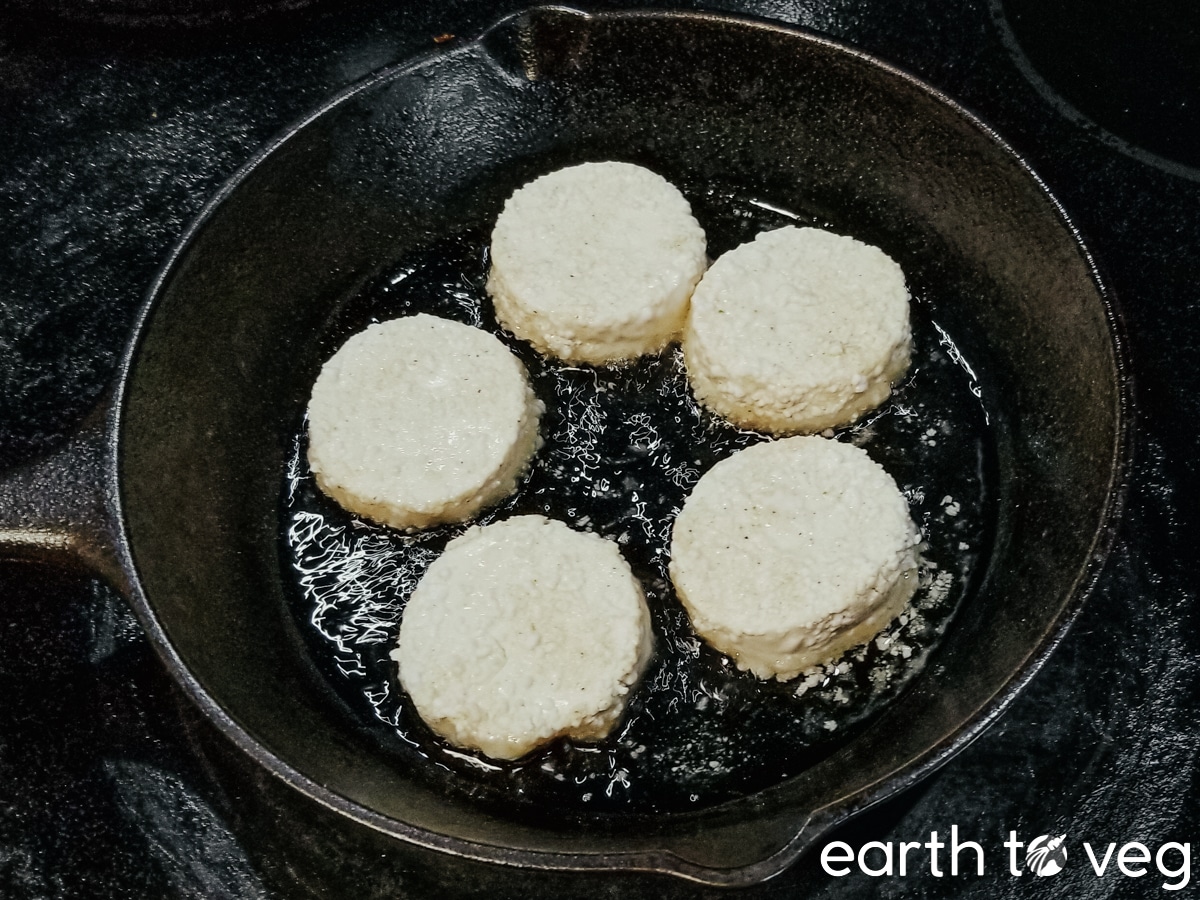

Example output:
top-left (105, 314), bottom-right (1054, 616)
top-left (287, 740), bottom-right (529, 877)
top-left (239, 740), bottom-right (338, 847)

top-left (683, 226), bottom-right (911, 434)
top-left (669, 436), bottom-right (920, 680)
top-left (393, 515), bottom-right (653, 760)
top-left (306, 314), bottom-right (543, 531)
top-left (487, 161), bottom-right (708, 364)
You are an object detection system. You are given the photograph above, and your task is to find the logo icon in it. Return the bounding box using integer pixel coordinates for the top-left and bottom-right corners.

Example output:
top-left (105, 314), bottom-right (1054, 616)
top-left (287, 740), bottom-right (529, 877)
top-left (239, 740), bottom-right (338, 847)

top-left (1027, 834), bottom-right (1068, 876)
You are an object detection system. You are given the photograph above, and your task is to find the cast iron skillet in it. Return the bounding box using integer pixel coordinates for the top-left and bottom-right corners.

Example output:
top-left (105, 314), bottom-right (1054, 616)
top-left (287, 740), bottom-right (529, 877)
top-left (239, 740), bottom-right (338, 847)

top-left (0, 6), bottom-right (1130, 886)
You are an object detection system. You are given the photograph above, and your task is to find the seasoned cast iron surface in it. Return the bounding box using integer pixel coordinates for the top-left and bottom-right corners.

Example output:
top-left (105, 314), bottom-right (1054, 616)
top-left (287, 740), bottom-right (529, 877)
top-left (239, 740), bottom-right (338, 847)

top-left (280, 215), bottom-right (992, 818)
top-left (1, 1), bottom-right (1196, 897)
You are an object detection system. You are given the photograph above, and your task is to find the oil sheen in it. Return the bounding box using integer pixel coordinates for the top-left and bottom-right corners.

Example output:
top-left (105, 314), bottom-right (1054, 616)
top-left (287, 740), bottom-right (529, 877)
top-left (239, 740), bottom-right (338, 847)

top-left (280, 192), bottom-right (996, 823)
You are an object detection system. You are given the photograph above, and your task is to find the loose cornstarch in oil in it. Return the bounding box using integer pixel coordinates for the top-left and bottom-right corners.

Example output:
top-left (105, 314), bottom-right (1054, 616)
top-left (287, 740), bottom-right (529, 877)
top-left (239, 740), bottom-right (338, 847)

top-left (279, 191), bottom-right (997, 822)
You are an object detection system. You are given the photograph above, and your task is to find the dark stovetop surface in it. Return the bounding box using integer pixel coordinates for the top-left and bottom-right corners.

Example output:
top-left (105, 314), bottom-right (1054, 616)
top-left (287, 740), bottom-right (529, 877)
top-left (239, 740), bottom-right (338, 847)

top-left (1, 1), bottom-right (1198, 897)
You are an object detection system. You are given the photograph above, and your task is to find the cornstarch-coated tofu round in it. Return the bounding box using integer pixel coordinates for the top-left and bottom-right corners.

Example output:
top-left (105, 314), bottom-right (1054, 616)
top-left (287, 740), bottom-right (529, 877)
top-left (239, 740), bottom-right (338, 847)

top-left (393, 515), bottom-right (654, 760)
top-left (306, 314), bottom-right (543, 531)
top-left (669, 436), bottom-right (920, 681)
top-left (683, 226), bottom-right (911, 434)
top-left (488, 161), bottom-right (707, 364)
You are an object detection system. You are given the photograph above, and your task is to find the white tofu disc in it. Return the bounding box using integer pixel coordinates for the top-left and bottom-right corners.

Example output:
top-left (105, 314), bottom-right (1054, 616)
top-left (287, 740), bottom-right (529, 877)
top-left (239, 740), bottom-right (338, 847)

top-left (487, 161), bottom-right (708, 364)
top-left (669, 436), bottom-right (920, 680)
top-left (306, 314), bottom-right (543, 531)
top-left (393, 515), bottom-right (653, 760)
top-left (684, 226), bottom-right (911, 434)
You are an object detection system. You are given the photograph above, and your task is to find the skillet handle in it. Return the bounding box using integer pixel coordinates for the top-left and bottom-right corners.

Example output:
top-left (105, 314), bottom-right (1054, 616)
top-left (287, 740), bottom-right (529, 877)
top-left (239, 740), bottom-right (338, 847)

top-left (0, 399), bottom-right (128, 592)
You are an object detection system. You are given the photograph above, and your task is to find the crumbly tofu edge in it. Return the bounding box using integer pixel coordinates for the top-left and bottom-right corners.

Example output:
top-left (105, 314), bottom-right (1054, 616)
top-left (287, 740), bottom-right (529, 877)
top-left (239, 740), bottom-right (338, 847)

top-left (683, 321), bottom-right (912, 434)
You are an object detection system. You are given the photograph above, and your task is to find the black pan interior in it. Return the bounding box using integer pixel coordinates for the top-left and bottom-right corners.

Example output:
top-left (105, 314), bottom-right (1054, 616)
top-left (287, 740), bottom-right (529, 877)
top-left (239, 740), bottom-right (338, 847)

top-left (117, 7), bottom-right (1124, 874)
top-left (278, 211), bottom-right (994, 822)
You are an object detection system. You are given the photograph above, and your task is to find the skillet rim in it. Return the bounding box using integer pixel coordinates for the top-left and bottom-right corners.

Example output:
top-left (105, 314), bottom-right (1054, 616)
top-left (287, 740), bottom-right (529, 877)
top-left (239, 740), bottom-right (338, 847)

top-left (107, 4), bottom-right (1135, 884)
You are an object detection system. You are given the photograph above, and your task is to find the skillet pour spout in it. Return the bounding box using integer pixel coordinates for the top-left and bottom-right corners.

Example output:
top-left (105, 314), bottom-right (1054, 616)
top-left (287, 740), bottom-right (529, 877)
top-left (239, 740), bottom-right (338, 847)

top-left (0, 5), bottom-right (1129, 886)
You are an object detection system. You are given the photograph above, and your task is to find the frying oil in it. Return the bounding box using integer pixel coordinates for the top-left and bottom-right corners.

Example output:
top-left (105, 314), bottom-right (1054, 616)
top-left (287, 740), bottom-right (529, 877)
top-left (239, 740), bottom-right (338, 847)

top-left (280, 194), bottom-right (996, 823)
